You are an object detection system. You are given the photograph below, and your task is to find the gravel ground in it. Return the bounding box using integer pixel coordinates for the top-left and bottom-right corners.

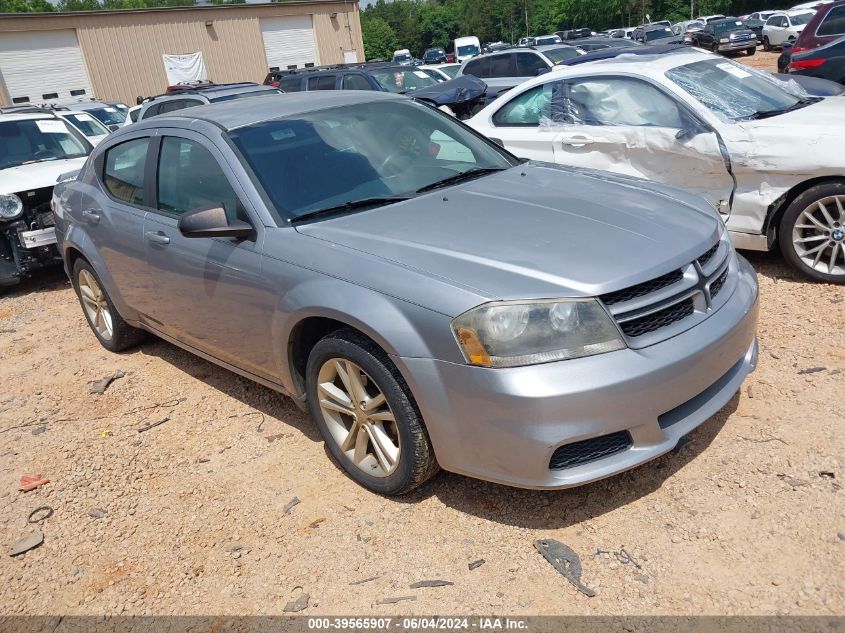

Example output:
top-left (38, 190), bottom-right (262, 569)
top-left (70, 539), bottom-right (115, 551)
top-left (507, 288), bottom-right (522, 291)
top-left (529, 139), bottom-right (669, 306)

top-left (1, 251), bottom-right (843, 617)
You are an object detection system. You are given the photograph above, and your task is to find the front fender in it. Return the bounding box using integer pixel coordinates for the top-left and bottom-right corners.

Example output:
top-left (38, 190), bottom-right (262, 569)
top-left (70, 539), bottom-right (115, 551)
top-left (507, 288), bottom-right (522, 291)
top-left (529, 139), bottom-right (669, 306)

top-left (272, 276), bottom-right (461, 395)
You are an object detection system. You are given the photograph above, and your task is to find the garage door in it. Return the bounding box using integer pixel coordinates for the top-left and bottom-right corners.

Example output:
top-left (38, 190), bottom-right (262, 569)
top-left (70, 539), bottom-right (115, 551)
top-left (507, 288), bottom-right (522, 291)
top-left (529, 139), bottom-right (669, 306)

top-left (0, 29), bottom-right (92, 105)
top-left (261, 16), bottom-right (319, 71)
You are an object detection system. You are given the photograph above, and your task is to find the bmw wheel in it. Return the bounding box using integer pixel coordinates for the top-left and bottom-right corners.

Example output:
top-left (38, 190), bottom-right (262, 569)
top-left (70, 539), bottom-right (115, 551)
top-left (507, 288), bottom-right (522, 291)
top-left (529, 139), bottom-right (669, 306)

top-left (305, 329), bottom-right (439, 495)
top-left (780, 182), bottom-right (845, 284)
top-left (73, 259), bottom-right (146, 351)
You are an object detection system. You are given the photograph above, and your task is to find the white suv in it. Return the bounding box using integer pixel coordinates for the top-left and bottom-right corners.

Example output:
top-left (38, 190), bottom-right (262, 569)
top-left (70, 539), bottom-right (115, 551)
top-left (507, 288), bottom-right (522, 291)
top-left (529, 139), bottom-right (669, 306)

top-left (762, 10), bottom-right (816, 49)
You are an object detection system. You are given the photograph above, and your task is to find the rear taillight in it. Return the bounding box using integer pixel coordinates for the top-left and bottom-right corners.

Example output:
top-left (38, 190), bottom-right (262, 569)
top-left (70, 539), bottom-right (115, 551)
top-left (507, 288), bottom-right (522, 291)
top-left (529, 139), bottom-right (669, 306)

top-left (791, 45), bottom-right (808, 53)
top-left (789, 58), bottom-right (826, 70)
top-left (270, 81), bottom-right (280, 88)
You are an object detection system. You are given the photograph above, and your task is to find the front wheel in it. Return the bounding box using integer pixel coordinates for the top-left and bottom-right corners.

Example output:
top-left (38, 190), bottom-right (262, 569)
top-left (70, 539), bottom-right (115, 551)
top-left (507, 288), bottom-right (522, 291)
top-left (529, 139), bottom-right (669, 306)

top-left (779, 183), bottom-right (845, 284)
top-left (763, 36), bottom-right (771, 51)
top-left (305, 329), bottom-right (439, 495)
top-left (746, 46), bottom-right (756, 56)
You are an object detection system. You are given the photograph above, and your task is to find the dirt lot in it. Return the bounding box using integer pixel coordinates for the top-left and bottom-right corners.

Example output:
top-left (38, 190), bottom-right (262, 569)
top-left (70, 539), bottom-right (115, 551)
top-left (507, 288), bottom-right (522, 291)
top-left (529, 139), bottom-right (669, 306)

top-left (1, 250), bottom-right (843, 617)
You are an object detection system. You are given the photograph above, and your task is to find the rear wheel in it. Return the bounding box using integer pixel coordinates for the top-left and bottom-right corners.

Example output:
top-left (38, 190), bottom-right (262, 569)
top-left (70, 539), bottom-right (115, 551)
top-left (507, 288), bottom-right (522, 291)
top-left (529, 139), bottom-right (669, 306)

top-left (305, 329), bottom-right (439, 495)
top-left (779, 182), bottom-right (845, 284)
top-left (747, 46), bottom-right (756, 56)
top-left (763, 36), bottom-right (771, 51)
top-left (73, 258), bottom-right (146, 352)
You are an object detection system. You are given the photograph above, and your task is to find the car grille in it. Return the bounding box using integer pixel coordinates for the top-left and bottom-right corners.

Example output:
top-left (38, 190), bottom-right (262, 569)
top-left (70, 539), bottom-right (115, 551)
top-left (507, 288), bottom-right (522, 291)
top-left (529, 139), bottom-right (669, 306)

top-left (619, 298), bottom-right (695, 338)
top-left (600, 240), bottom-right (730, 345)
top-left (600, 269), bottom-right (683, 306)
top-left (697, 243), bottom-right (719, 267)
top-left (549, 431), bottom-right (632, 470)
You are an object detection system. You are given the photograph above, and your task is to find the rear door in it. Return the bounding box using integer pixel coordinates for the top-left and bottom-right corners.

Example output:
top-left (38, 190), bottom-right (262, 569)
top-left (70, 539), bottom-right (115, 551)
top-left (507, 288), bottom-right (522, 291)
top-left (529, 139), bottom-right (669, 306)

top-left (82, 134), bottom-right (155, 313)
top-left (551, 75), bottom-right (735, 217)
top-left (142, 131), bottom-right (275, 378)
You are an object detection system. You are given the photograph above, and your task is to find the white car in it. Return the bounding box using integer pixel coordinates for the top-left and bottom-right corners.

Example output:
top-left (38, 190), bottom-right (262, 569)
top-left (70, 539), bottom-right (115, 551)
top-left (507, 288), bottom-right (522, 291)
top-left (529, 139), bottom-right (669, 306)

top-left (0, 112), bottom-right (91, 286)
top-left (418, 63), bottom-right (461, 82)
top-left (467, 49), bottom-right (845, 282)
top-left (762, 10), bottom-right (816, 49)
top-left (55, 110), bottom-right (111, 146)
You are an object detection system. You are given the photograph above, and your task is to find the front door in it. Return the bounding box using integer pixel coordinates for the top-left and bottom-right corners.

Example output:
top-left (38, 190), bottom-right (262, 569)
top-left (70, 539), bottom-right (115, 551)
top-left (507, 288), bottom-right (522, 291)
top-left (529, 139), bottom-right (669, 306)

top-left (141, 132), bottom-right (276, 379)
top-left (551, 75), bottom-right (735, 218)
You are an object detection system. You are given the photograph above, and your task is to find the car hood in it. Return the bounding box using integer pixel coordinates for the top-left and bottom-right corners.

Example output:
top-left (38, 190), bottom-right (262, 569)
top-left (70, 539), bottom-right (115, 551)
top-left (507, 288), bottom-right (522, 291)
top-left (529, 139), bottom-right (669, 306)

top-left (296, 163), bottom-right (721, 301)
top-left (0, 157), bottom-right (88, 195)
top-left (409, 75), bottom-right (488, 106)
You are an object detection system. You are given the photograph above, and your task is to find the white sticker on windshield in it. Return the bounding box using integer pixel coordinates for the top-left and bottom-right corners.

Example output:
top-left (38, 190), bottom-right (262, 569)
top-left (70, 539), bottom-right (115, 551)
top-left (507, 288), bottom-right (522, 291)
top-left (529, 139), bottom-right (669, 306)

top-left (414, 71), bottom-right (429, 78)
top-left (104, 107), bottom-right (117, 112)
top-left (75, 113), bottom-right (95, 122)
top-left (35, 120), bottom-right (68, 134)
top-left (717, 62), bottom-right (751, 79)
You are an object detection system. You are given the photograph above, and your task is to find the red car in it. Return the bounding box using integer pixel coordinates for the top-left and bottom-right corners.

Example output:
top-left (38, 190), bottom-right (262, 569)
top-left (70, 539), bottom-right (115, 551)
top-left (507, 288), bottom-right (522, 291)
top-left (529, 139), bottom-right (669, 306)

top-left (446, 53), bottom-right (457, 63)
top-left (793, 0), bottom-right (845, 53)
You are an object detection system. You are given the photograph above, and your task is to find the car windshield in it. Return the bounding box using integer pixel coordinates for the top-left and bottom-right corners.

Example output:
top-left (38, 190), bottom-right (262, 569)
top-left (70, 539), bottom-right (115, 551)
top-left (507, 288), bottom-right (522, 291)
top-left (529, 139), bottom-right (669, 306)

top-left (0, 119), bottom-right (90, 169)
top-left (458, 44), bottom-right (479, 56)
top-left (211, 88), bottom-right (280, 102)
top-left (790, 12), bottom-right (814, 25)
top-left (63, 113), bottom-right (110, 138)
top-left (644, 28), bottom-right (674, 40)
top-left (666, 58), bottom-right (808, 121)
top-left (440, 65), bottom-right (460, 78)
top-left (86, 106), bottom-right (125, 126)
top-left (369, 68), bottom-right (439, 93)
top-left (394, 54), bottom-right (412, 62)
top-left (542, 46), bottom-right (581, 63)
top-left (228, 100), bottom-right (516, 221)
top-left (535, 37), bottom-right (560, 45)
top-left (715, 20), bottom-right (745, 33)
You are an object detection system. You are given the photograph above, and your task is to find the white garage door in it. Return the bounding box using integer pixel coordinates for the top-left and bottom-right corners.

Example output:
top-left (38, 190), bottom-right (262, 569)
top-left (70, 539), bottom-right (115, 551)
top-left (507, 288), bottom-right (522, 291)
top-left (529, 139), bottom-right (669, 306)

top-left (0, 29), bottom-right (92, 105)
top-left (261, 16), bottom-right (319, 71)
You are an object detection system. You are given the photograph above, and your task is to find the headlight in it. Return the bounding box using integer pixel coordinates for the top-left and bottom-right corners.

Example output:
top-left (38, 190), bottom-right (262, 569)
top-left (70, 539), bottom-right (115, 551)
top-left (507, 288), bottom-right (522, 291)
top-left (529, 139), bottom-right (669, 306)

top-left (452, 298), bottom-right (626, 368)
top-left (720, 37), bottom-right (730, 43)
top-left (0, 194), bottom-right (24, 220)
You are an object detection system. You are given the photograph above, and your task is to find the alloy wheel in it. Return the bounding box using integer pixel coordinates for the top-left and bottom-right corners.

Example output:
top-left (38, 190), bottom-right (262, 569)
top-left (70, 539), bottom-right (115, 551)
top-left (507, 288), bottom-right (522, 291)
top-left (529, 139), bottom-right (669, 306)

top-left (792, 195), bottom-right (845, 277)
top-left (316, 358), bottom-right (401, 477)
top-left (77, 269), bottom-right (114, 341)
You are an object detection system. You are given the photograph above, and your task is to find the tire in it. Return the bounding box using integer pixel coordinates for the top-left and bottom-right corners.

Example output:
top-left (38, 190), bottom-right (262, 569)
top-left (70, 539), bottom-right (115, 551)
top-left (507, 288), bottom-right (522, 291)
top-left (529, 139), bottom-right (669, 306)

top-left (746, 46), bottom-right (756, 56)
top-left (778, 182), bottom-right (845, 284)
top-left (305, 328), bottom-right (439, 495)
top-left (763, 36), bottom-right (771, 51)
top-left (72, 258), bottom-right (146, 352)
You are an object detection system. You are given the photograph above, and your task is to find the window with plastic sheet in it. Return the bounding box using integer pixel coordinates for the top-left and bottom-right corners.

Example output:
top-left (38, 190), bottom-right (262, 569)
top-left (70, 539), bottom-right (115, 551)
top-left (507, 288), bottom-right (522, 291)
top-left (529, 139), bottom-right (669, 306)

top-left (492, 82), bottom-right (560, 126)
top-left (156, 137), bottom-right (241, 221)
top-left (817, 6), bottom-right (845, 36)
top-left (103, 138), bottom-right (149, 206)
top-left (564, 77), bottom-right (685, 128)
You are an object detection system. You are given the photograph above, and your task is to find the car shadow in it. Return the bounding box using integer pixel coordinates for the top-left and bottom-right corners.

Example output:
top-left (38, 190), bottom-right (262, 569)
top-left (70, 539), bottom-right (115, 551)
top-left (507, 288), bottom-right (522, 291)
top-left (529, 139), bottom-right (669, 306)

top-left (741, 249), bottom-right (806, 285)
top-left (402, 393), bottom-right (739, 530)
top-left (0, 266), bottom-right (69, 299)
top-left (137, 337), bottom-right (322, 442)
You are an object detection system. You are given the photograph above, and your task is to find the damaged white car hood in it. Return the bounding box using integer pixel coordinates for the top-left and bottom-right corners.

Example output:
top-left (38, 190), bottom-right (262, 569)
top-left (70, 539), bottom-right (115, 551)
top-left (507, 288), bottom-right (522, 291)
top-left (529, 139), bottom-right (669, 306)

top-left (0, 157), bottom-right (88, 196)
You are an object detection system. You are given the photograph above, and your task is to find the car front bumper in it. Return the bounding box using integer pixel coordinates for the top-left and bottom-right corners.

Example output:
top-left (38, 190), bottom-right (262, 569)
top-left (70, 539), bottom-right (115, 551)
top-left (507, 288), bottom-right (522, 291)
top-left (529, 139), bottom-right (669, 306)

top-left (400, 255), bottom-right (759, 489)
top-left (717, 40), bottom-right (757, 51)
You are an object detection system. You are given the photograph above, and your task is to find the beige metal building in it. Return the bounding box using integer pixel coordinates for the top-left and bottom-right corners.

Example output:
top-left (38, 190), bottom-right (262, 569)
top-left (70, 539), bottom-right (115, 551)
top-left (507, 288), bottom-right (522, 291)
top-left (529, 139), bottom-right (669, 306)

top-left (0, 1), bottom-right (364, 107)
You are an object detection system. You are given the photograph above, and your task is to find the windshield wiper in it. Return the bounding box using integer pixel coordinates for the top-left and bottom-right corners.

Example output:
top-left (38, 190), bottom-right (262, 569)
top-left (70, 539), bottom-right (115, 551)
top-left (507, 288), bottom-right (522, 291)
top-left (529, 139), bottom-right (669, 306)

top-left (416, 167), bottom-right (507, 194)
top-left (291, 196), bottom-right (410, 224)
top-left (747, 97), bottom-right (821, 120)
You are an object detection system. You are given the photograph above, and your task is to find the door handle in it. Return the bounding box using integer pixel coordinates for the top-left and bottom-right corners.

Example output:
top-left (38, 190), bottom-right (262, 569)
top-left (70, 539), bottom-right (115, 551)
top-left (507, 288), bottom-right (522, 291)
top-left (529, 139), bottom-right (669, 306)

top-left (145, 231), bottom-right (170, 245)
top-left (81, 210), bottom-right (100, 224)
top-left (560, 135), bottom-right (595, 147)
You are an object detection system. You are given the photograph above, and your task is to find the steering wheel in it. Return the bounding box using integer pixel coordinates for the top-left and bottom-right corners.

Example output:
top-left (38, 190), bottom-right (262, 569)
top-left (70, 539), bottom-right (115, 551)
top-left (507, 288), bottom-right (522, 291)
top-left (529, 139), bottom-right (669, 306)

top-left (379, 126), bottom-right (428, 176)
top-left (32, 149), bottom-right (53, 160)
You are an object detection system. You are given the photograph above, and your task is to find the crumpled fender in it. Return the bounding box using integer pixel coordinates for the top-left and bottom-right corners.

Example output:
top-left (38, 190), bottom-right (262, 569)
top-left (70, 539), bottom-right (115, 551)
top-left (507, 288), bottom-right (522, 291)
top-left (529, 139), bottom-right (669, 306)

top-left (411, 75), bottom-right (488, 107)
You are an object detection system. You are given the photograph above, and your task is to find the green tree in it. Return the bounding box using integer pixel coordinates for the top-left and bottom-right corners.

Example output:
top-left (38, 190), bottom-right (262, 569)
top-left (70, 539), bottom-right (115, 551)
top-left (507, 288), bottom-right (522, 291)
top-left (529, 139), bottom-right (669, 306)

top-left (362, 16), bottom-right (399, 60)
top-left (0, 0), bottom-right (53, 11)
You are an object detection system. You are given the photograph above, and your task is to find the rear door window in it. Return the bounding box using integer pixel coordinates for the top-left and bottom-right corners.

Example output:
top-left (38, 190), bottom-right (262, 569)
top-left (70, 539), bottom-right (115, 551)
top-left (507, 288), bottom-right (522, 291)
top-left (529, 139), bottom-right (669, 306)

top-left (515, 52), bottom-right (548, 77)
top-left (279, 77), bottom-right (303, 92)
top-left (103, 138), bottom-right (150, 206)
top-left (342, 74), bottom-right (373, 90)
top-left (308, 75), bottom-right (337, 91)
top-left (489, 53), bottom-right (516, 77)
top-left (817, 5), bottom-right (845, 36)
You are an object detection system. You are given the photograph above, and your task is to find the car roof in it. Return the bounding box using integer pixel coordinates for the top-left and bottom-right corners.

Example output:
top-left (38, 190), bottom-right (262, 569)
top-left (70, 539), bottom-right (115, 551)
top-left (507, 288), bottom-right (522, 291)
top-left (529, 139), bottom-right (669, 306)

top-left (546, 47), bottom-right (711, 77)
top-left (0, 112), bottom-right (57, 122)
top-left (154, 91), bottom-right (404, 131)
top-left (643, 24), bottom-right (672, 30)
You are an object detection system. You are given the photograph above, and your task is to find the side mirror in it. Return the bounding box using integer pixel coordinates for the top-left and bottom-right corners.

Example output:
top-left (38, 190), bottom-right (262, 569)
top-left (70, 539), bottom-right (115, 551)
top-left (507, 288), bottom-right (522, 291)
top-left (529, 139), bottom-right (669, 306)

top-left (108, 124), bottom-right (119, 132)
top-left (177, 205), bottom-right (253, 239)
top-left (536, 67), bottom-right (551, 76)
